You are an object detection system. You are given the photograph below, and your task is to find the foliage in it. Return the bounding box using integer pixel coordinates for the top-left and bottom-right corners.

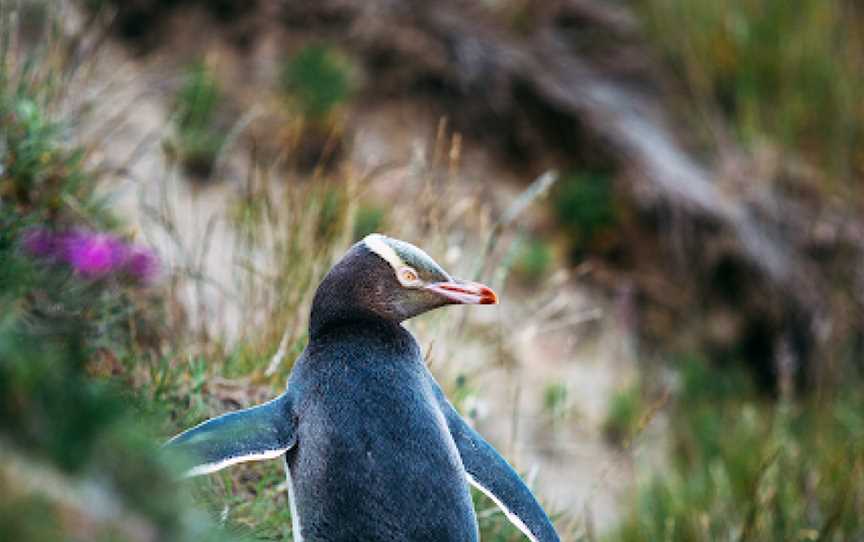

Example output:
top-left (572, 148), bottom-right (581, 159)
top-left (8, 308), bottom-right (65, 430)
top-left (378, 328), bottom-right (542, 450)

top-left (510, 235), bottom-right (553, 286)
top-left (353, 204), bottom-right (387, 241)
top-left (603, 384), bottom-right (644, 446)
top-left (279, 45), bottom-right (351, 121)
top-left (168, 61), bottom-right (226, 178)
top-left (608, 358), bottom-right (864, 541)
top-left (0, 22), bottom-right (232, 539)
top-left (542, 382), bottom-right (571, 426)
top-left (635, 0), bottom-right (864, 186)
top-left (0, 72), bottom-right (106, 225)
top-left (553, 171), bottom-right (618, 255)
top-left (0, 140), bottom-right (231, 542)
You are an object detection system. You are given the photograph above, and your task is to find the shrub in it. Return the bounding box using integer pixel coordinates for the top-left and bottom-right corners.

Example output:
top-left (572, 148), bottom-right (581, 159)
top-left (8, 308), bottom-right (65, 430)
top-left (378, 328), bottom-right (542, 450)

top-left (603, 384), bottom-right (644, 446)
top-left (353, 205), bottom-right (387, 241)
top-left (0, 92), bottom-right (105, 224)
top-left (279, 45), bottom-right (351, 121)
top-left (167, 61), bottom-right (226, 178)
top-left (634, 0), bottom-right (864, 186)
top-left (608, 359), bottom-right (864, 541)
top-left (0, 25), bottom-right (228, 538)
top-left (510, 235), bottom-right (554, 286)
top-left (0, 178), bottom-right (228, 542)
top-left (553, 171), bottom-right (618, 256)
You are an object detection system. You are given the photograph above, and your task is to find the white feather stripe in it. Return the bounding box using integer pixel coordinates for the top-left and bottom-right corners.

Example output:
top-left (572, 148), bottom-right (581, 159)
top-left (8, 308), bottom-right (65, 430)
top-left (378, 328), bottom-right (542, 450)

top-left (362, 233), bottom-right (404, 271)
top-left (285, 460), bottom-right (304, 542)
top-left (467, 474), bottom-right (539, 542)
top-left (183, 448), bottom-right (289, 478)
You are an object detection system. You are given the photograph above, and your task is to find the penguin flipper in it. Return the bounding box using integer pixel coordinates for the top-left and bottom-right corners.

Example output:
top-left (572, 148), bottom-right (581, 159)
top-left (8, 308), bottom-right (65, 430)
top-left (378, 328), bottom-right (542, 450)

top-left (164, 392), bottom-right (296, 478)
top-left (435, 388), bottom-right (560, 542)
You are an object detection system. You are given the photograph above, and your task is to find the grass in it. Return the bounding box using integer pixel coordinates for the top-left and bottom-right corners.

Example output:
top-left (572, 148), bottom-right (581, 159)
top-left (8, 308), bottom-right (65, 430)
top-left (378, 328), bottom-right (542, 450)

top-left (509, 235), bottom-right (554, 286)
top-left (602, 384), bottom-right (644, 447)
top-left (0, 14), bottom-right (234, 538)
top-left (542, 381), bottom-right (571, 428)
top-left (154, 140), bottom-right (562, 539)
top-left (274, 45), bottom-right (353, 172)
top-left (12, 2), bottom-right (864, 541)
top-left (166, 61), bottom-right (227, 179)
top-left (279, 45), bottom-right (352, 121)
top-left (552, 171), bottom-right (619, 258)
top-left (352, 204), bottom-right (388, 242)
top-left (0, 48), bottom-right (108, 225)
top-left (607, 356), bottom-right (864, 542)
top-left (634, 0), bottom-right (864, 190)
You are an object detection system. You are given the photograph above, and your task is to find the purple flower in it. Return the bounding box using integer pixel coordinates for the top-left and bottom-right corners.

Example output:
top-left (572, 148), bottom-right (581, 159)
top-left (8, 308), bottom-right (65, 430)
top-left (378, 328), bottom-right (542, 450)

top-left (22, 228), bottom-right (60, 259)
top-left (124, 246), bottom-right (160, 284)
top-left (21, 227), bottom-right (161, 285)
top-left (62, 231), bottom-right (129, 278)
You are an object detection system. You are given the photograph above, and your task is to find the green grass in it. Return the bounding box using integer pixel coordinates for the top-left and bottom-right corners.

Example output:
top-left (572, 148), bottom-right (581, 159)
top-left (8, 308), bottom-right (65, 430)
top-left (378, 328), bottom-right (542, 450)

top-left (352, 204), bottom-right (387, 241)
top-left (510, 235), bottom-right (554, 286)
top-left (167, 61), bottom-right (227, 178)
top-left (603, 384), bottom-right (644, 447)
top-left (275, 45), bottom-right (353, 172)
top-left (20, 2), bottom-right (864, 540)
top-left (542, 381), bottom-right (571, 427)
top-left (0, 64), bottom-right (108, 224)
top-left (279, 45), bottom-right (352, 121)
top-left (553, 171), bottom-right (619, 258)
top-left (634, 0), bottom-right (864, 189)
top-left (608, 357), bottom-right (864, 542)
top-left (0, 11), bottom-right (236, 539)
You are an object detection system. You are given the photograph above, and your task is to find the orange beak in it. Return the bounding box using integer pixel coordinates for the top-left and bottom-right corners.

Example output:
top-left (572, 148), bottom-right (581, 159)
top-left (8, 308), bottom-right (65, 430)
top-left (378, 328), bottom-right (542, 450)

top-left (425, 280), bottom-right (498, 305)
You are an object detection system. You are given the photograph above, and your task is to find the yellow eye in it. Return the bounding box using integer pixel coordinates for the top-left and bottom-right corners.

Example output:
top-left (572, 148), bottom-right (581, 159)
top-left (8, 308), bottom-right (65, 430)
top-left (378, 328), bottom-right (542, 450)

top-left (399, 267), bottom-right (420, 285)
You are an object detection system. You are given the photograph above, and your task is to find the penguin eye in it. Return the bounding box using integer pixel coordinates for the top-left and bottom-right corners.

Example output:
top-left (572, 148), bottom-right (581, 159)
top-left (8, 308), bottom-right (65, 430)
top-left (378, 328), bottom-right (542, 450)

top-left (398, 267), bottom-right (421, 287)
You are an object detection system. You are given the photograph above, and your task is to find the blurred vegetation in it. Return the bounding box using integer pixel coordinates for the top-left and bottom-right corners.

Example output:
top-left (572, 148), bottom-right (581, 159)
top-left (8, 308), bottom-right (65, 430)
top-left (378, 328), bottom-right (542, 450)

top-left (552, 171), bottom-right (619, 258)
top-left (280, 45), bottom-right (352, 121)
top-left (603, 384), bottom-right (644, 447)
top-left (607, 356), bottom-right (864, 541)
top-left (542, 382), bottom-right (571, 428)
top-left (5, 0), bottom-right (864, 540)
top-left (0, 66), bottom-right (107, 224)
top-left (0, 218), bottom-right (228, 541)
top-left (0, 34), bottom-right (236, 538)
top-left (166, 61), bottom-right (227, 179)
top-left (605, 2), bottom-right (864, 534)
top-left (352, 204), bottom-right (387, 241)
top-left (635, 0), bottom-right (864, 187)
top-left (277, 45), bottom-right (353, 172)
top-left (509, 235), bottom-right (554, 287)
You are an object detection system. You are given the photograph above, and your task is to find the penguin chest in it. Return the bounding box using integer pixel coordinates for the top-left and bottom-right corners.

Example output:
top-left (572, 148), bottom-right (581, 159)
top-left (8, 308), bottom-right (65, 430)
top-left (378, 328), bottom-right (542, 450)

top-left (286, 373), bottom-right (478, 541)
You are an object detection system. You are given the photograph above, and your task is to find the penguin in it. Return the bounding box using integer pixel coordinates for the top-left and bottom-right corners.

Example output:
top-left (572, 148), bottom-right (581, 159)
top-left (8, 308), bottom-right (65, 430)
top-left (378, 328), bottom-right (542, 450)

top-left (165, 233), bottom-right (560, 542)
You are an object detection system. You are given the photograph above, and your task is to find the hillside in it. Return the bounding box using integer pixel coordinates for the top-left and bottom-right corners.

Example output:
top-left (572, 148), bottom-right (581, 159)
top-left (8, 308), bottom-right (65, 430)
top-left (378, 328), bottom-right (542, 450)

top-left (2, 1), bottom-right (863, 540)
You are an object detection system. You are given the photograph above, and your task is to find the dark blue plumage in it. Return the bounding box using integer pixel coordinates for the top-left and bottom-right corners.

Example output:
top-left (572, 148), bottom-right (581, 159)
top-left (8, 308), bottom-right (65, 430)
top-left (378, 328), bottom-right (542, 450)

top-left (164, 234), bottom-right (559, 541)
top-left (165, 394), bottom-right (295, 477)
top-left (286, 321), bottom-right (476, 540)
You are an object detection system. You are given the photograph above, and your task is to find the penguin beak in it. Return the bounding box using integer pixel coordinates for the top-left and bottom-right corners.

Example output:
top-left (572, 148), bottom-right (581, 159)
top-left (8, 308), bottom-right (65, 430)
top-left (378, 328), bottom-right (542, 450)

top-left (424, 280), bottom-right (499, 305)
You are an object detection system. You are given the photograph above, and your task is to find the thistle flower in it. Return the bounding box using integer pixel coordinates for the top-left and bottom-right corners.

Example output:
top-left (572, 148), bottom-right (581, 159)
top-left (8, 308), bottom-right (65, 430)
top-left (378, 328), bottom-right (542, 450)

top-left (21, 227), bottom-right (160, 285)
top-left (124, 246), bottom-right (160, 284)
top-left (63, 231), bottom-right (128, 278)
top-left (22, 228), bottom-right (60, 259)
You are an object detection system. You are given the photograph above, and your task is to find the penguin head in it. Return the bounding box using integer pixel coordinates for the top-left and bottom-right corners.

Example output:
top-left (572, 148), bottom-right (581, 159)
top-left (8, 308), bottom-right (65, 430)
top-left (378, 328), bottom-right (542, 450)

top-left (310, 233), bottom-right (497, 334)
